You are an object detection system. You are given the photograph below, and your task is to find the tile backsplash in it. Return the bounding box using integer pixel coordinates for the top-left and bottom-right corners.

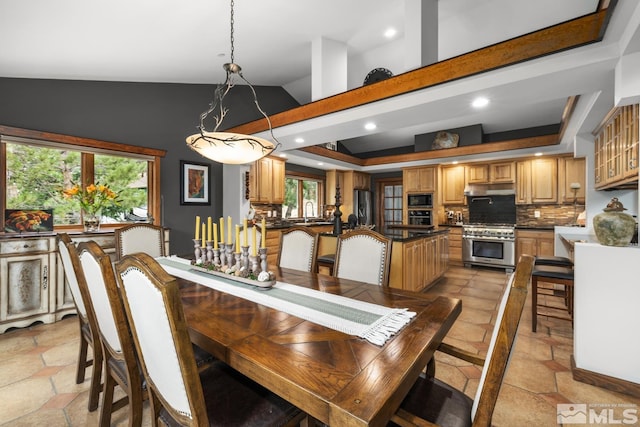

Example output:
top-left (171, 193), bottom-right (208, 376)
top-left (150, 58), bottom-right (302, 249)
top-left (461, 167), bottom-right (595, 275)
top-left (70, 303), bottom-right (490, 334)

top-left (442, 203), bottom-right (584, 227)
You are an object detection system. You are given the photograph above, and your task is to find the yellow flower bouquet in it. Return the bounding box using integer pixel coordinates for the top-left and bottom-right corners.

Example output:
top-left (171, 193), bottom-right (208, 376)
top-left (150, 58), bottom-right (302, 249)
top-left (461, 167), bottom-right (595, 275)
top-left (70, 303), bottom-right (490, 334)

top-left (62, 183), bottom-right (119, 230)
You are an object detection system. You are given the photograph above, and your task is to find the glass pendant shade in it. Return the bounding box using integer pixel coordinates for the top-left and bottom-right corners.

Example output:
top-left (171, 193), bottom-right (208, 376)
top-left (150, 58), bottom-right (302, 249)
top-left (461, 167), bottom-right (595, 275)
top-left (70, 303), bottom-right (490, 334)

top-left (186, 131), bottom-right (275, 164)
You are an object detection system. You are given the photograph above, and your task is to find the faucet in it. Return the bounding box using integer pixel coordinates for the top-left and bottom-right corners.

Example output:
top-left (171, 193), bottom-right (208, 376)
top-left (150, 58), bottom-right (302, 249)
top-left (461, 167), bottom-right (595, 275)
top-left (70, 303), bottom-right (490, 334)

top-left (304, 201), bottom-right (314, 223)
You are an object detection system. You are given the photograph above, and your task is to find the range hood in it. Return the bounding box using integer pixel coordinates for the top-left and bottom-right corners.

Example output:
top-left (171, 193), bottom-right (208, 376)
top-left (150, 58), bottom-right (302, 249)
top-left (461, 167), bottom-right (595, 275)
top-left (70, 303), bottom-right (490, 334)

top-left (464, 183), bottom-right (516, 196)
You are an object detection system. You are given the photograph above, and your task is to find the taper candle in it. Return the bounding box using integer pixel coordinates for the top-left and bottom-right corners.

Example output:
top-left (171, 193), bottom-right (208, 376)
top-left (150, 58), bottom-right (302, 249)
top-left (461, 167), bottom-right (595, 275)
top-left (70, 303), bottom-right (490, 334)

top-left (243, 218), bottom-right (248, 246)
top-left (227, 216), bottom-right (232, 243)
top-left (213, 223), bottom-right (218, 249)
top-left (252, 226), bottom-right (257, 256)
top-left (207, 217), bottom-right (212, 241)
top-left (235, 225), bottom-right (241, 253)
top-left (201, 223), bottom-right (205, 247)
top-left (195, 216), bottom-right (201, 240)
top-left (219, 217), bottom-right (224, 244)
top-left (261, 218), bottom-right (266, 248)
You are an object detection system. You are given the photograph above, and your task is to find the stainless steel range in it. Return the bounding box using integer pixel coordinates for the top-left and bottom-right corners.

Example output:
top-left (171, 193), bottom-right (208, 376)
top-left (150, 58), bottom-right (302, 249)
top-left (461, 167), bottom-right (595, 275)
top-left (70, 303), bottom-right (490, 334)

top-left (462, 188), bottom-right (517, 271)
top-left (462, 224), bottom-right (516, 271)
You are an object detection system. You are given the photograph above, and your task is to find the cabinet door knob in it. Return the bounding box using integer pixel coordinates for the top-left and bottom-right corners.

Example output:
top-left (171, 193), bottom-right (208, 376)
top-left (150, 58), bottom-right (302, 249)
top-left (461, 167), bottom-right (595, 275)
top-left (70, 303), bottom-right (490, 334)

top-left (23, 244), bottom-right (30, 248)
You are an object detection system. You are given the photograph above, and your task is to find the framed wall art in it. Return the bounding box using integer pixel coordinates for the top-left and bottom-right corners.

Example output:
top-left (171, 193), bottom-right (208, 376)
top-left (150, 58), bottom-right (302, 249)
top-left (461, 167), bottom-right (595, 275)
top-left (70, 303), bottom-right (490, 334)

top-left (180, 160), bottom-right (211, 205)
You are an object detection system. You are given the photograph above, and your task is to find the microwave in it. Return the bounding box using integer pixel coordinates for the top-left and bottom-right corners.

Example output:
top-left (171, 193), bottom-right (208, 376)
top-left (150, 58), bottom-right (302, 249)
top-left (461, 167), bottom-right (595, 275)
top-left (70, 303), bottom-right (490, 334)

top-left (407, 193), bottom-right (433, 208)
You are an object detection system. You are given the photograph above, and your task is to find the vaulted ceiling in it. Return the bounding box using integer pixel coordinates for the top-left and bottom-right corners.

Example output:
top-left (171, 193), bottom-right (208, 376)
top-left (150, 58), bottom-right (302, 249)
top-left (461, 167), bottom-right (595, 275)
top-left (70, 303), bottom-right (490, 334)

top-left (2, 0), bottom-right (639, 171)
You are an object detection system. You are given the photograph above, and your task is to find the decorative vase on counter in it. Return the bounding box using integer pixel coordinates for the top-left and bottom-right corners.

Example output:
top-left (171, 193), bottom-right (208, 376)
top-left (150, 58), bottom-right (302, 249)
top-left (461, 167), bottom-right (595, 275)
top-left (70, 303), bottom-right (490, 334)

top-left (593, 198), bottom-right (635, 247)
top-left (83, 210), bottom-right (101, 232)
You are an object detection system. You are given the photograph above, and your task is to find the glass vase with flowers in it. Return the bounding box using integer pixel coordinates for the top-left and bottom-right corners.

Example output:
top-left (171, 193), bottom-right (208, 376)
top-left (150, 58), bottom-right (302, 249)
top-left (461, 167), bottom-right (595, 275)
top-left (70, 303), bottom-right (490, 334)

top-left (62, 183), bottom-right (119, 232)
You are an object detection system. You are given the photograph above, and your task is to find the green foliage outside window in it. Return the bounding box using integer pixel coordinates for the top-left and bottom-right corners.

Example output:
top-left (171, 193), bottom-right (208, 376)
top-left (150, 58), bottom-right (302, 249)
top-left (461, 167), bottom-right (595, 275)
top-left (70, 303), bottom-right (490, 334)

top-left (5, 143), bottom-right (148, 225)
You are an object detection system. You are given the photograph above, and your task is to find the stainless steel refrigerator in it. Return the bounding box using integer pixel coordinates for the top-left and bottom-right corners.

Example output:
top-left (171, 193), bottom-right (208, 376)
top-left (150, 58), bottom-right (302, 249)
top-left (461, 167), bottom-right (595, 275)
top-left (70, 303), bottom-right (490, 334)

top-left (353, 190), bottom-right (372, 225)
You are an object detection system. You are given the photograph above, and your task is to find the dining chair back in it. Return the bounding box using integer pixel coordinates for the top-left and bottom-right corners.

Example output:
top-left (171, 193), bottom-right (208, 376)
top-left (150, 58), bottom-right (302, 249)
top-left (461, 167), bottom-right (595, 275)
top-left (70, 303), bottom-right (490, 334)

top-left (391, 254), bottom-right (535, 427)
top-left (277, 226), bottom-right (319, 272)
top-left (333, 229), bottom-right (391, 286)
top-left (115, 252), bottom-right (304, 426)
top-left (115, 223), bottom-right (165, 260)
top-left (57, 233), bottom-right (103, 412)
top-left (77, 240), bottom-right (145, 427)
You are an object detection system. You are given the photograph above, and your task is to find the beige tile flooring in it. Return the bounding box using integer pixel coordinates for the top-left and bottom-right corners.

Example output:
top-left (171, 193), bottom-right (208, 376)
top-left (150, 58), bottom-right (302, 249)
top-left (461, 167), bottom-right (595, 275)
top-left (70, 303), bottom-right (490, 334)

top-left (0, 264), bottom-right (638, 426)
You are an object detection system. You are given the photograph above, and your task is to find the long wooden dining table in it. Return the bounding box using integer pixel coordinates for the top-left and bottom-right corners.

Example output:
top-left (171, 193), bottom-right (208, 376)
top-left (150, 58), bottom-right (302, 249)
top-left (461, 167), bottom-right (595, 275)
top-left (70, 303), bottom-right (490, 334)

top-left (176, 266), bottom-right (462, 427)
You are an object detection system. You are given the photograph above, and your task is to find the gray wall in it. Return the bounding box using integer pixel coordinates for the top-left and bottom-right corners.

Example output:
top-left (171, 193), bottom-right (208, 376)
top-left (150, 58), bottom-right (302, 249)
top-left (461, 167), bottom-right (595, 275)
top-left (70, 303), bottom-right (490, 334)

top-left (0, 77), bottom-right (299, 254)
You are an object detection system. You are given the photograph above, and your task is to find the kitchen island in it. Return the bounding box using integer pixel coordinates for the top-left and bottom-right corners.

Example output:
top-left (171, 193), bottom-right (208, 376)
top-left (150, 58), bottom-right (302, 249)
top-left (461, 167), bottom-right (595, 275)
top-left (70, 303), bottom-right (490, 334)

top-left (387, 228), bottom-right (449, 291)
top-left (263, 222), bottom-right (449, 291)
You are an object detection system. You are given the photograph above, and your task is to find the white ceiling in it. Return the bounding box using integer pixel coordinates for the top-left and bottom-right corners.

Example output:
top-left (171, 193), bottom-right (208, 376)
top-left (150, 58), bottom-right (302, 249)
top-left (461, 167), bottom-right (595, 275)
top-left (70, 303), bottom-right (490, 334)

top-left (2, 0), bottom-right (639, 171)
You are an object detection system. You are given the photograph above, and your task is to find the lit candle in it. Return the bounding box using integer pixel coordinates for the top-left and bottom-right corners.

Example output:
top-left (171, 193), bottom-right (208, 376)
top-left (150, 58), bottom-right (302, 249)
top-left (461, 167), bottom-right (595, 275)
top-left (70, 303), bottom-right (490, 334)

top-left (195, 216), bottom-right (201, 240)
top-left (201, 224), bottom-right (205, 247)
top-left (227, 216), bottom-right (232, 243)
top-left (235, 225), bottom-right (241, 253)
top-left (219, 217), bottom-right (224, 244)
top-left (207, 217), bottom-right (212, 241)
top-left (213, 223), bottom-right (218, 249)
top-left (243, 217), bottom-right (248, 246)
top-left (252, 226), bottom-right (257, 256)
top-left (261, 218), bottom-right (266, 248)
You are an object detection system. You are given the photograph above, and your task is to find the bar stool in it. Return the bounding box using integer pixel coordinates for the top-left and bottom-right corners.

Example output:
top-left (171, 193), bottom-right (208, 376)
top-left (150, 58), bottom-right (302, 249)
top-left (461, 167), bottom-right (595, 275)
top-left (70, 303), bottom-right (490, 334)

top-left (316, 254), bottom-right (335, 275)
top-left (531, 263), bottom-right (574, 332)
top-left (534, 255), bottom-right (573, 268)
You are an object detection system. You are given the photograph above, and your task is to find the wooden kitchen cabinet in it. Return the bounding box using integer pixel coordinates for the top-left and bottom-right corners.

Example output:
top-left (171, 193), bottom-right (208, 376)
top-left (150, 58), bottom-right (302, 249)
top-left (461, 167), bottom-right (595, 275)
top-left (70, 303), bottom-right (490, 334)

top-left (447, 226), bottom-right (462, 263)
top-left (594, 104), bottom-right (639, 190)
top-left (466, 161), bottom-right (515, 184)
top-left (516, 158), bottom-right (557, 204)
top-left (403, 166), bottom-right (436, 193)
top-left (249, 156), bottom-right (285, 204)
top-left (352, 171), bottom-right (370, 190)
top-left (558, 156), bottom-right (586, 204)
top-left (389, 232), bottom-right (448, 292)
top-left (515, 229), bottom-right (554, 260)
top-left (441, 165), bottom-right (466, 205)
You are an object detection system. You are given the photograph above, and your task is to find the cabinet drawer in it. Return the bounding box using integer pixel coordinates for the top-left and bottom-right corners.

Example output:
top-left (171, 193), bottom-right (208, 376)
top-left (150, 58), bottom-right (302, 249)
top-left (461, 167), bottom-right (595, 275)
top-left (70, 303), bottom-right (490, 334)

top-left (0, 238), bottom-right (51, 254)
top-left (71, 235), bottom-right (115, 250)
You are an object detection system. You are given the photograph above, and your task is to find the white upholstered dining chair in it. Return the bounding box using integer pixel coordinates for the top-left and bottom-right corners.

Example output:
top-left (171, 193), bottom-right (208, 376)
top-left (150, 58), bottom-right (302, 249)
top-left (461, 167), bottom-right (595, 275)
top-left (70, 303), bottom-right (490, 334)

top-left (115, 223), bottom-right (165, 260)
top-left (390, 255), bottom-right (535, 427)
top-left (115, 252), bottom-right (304, 426)
top-left (56, 233), bottom-right (103, 412)
top-left (77, 241), bottom-right (146, 426)
top-left (333, 229), bottom-right (391, 286)
top-left (277, 226), bottom-right (319, 272)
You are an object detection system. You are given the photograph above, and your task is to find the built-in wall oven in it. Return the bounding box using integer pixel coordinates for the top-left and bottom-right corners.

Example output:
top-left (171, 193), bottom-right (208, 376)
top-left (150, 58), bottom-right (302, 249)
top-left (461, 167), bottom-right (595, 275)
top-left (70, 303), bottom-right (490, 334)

top-left (462, 225), bottom-right (516, 271)
top-left (408, 210), bottom-right (432, 226)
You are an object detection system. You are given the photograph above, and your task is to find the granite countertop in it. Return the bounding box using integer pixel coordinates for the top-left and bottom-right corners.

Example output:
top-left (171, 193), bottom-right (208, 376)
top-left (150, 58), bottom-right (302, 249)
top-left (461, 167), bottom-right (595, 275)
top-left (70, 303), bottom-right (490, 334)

top-left (265, 220), bottom-right (335, 230)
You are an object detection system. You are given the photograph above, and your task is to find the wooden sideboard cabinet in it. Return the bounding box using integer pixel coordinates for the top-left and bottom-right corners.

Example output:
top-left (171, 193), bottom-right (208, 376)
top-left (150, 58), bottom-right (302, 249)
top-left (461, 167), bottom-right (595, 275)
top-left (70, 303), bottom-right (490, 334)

top-left (1, 229), bottom-right (170, 333)
top-left (0, 236), bottom-right (57, 333)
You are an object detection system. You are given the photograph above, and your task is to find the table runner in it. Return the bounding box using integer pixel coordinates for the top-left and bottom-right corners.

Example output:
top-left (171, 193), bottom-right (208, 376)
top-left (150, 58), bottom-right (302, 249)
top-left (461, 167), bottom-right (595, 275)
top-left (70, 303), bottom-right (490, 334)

top-left (157, 256), bottom-right (416, 346)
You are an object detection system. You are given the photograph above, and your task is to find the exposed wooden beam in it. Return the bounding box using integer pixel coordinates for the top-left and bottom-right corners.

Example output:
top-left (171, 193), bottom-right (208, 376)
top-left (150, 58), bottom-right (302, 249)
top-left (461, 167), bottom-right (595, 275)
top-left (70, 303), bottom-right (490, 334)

top-left (299, 134), bottom-right (559, 167)
top-left (228, 9), bottom-right (610, 137)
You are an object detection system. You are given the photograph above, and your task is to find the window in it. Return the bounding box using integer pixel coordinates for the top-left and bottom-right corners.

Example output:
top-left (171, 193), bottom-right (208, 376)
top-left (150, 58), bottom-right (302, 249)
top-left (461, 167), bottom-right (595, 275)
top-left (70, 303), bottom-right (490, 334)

top-left (1, 126), bottom-right (165, 230)
top-left (283, 174), bottom-right (323, 219)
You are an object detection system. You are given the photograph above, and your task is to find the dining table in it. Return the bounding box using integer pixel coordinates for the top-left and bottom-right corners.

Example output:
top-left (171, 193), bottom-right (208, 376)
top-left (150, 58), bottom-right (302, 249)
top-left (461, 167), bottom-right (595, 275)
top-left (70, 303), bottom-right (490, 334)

top-left (173, 265), bottom-right (462, 427)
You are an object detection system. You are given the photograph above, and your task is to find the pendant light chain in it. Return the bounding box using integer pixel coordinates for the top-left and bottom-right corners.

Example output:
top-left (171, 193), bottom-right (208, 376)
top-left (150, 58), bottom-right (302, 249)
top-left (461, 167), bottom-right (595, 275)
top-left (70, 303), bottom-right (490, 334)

top-left (229, 0), bottom-right (235, 65)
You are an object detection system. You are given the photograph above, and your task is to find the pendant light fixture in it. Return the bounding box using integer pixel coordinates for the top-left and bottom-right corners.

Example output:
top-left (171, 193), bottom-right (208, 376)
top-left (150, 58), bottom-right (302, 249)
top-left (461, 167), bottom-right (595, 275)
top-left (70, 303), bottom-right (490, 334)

top-left (186, 0), bottom-right (279, 164)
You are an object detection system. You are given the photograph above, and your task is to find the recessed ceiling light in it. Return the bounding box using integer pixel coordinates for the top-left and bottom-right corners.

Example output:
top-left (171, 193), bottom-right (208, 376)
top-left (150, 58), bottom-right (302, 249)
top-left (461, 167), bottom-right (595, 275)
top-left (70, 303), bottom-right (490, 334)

top-left (535, 152), bottom-right (543, 156)
top-left (279, 153), bottom-right (287, 158)
top-left (384, 28), bottom-right (397, 39)
top-left (452, 160), bottom-right (459, 164)
top-left (295, 137), bottom-right (304, 143)
top-left (471, 97), bottom-right (489, 108)
top-left (364, 122), bottom-right (377, 131)
top-left (317, 162), bottom-right (324, 166)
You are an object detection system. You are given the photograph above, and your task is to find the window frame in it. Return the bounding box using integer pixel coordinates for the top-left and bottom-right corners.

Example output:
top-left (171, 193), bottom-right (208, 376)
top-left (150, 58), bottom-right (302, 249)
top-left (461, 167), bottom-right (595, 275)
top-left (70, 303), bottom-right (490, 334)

top-left (283, 171), bottom-right (325, 220)
top-left (0, 125), bottom-right (166, 231)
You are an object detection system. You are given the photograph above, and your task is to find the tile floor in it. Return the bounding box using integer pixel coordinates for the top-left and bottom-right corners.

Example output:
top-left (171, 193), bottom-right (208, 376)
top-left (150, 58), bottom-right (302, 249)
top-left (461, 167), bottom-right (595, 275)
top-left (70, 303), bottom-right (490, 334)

top-left (0, 264), bottom-right (638, 426)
